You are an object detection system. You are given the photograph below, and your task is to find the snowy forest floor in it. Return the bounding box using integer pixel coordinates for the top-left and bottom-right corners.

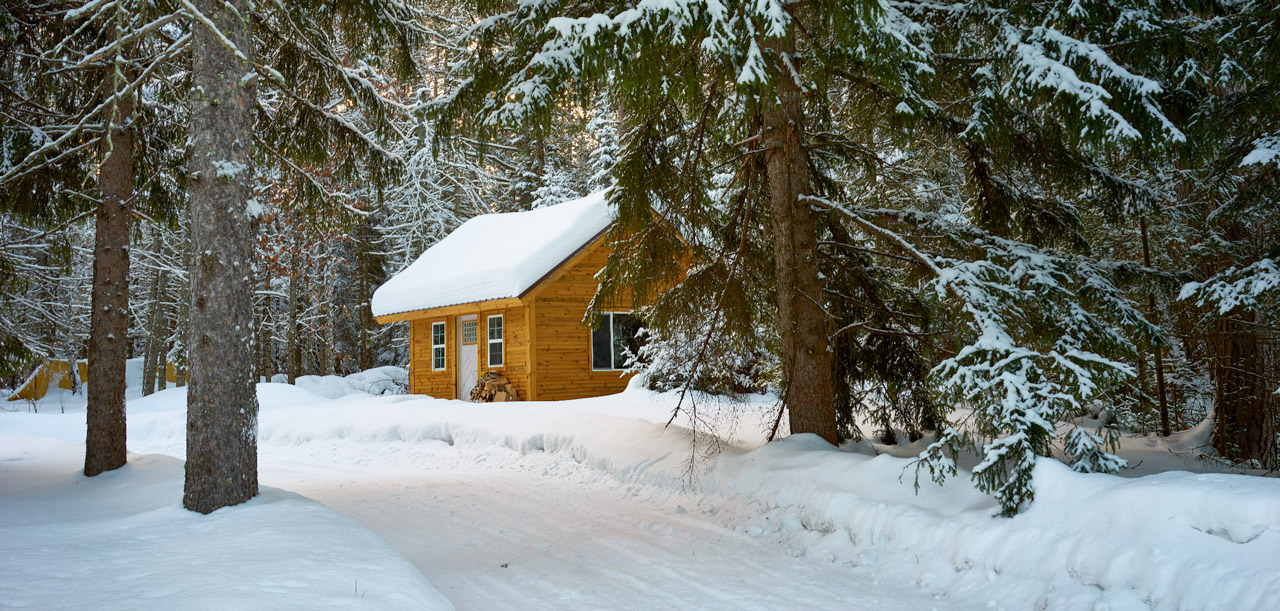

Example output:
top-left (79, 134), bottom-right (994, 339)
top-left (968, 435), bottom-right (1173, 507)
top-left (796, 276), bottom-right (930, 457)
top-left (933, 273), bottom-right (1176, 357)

top-left (3, 362), bottom-right (1279, 610)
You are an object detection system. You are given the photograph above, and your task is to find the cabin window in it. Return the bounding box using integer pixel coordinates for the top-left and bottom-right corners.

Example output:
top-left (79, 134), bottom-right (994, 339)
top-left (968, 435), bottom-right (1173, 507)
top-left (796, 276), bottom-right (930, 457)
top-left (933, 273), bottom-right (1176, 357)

top-left (461, 320), bottom-right (478, 345)
top-left (487, 315), bottom-right (504, 367)
top-left (431, 321), bottom-right (446, 371)
top-left (592, 312), bottom-right (643, 371)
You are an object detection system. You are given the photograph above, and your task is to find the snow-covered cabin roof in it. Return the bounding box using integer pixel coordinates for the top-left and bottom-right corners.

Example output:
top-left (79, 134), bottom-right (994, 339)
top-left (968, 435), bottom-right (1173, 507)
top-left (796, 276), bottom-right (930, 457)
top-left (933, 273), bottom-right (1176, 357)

top-left (371, 190), bottom-right (615, 318)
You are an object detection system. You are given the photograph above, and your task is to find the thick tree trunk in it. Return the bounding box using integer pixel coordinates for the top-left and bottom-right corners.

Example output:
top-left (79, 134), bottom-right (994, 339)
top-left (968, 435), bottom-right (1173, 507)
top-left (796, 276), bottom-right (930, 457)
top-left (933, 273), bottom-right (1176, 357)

top-left (760, 33), bottom-right (837, 445)
top-left (184, 0), bottom-right (259, 514)
top-left (1210, 313), bottom-right (1277, 467)
top-left (84, 69), bottom-right (134, 477)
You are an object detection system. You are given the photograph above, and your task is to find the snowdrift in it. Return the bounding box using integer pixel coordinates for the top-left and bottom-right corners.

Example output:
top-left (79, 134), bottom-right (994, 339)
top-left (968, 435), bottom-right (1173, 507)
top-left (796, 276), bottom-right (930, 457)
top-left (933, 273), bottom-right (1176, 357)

top-left (108, 389), bottom-right (1280, 610)
top-left (0, 439), bottom-right (452, 610)
top-left (6, 381), bottom-right (1277, 610)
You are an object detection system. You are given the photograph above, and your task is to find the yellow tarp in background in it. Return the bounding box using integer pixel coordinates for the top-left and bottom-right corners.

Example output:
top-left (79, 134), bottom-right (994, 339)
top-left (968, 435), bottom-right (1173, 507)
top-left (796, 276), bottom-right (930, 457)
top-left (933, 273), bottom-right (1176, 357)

top-left (6, 359), bottom-right (176, 401)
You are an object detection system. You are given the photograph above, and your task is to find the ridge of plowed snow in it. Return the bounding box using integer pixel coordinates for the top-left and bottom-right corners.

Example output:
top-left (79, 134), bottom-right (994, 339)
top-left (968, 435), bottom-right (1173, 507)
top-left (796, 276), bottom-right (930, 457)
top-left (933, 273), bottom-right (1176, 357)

top-left (98, 388), bottom-right (1280, 610)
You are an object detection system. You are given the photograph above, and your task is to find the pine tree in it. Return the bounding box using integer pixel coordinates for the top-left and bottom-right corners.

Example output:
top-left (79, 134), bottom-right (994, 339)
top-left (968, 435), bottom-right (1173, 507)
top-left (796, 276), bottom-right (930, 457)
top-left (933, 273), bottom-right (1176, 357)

top-left (2, 0), bottom-right (187, 474)
top-left (1167, 0), bottom-right (1279, 467)
top-left (430, 0), bottom-right (1187, 513)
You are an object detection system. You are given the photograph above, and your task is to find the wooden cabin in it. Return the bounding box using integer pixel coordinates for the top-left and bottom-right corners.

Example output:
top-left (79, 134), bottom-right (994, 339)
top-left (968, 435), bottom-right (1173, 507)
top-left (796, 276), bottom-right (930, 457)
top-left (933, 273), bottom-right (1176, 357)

top-left (371, 191), bottom-right (646, 401)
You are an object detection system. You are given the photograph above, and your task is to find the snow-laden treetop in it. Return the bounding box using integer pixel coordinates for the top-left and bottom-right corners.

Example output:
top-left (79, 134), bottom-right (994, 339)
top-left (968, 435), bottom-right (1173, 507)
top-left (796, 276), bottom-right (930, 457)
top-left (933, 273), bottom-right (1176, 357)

top-left (371, 189), bottom-right (614, 317)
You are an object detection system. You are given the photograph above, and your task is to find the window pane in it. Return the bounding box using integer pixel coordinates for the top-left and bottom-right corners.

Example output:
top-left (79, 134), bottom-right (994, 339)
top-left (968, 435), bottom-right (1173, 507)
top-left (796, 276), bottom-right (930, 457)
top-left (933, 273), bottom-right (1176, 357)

top-left (462, 321), bottom-right (477, 344)
top-left (612, 314), bottom-right (643, 370)
top-left (489, 341), bottom-right (503, 367)
top-left (432, 323), bottom-right (445, 345)
top-left (488, 316), bottom-right (503, 340)
top-left (433, 347), bottom-right (445, 370)
top-left (591, 315), bottom-right (613, 370)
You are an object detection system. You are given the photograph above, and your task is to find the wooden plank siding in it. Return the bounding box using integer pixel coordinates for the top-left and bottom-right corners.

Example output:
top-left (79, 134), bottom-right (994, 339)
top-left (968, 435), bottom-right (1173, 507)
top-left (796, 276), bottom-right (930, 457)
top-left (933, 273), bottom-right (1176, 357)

top-left (481, 306), bottom-right (531, 401)
top-left (530, 242), bottom-right (635, 401)
top-left (409, 305), bottom-right (531, 400)
top-left (409, 317), bottom-right (456, 399)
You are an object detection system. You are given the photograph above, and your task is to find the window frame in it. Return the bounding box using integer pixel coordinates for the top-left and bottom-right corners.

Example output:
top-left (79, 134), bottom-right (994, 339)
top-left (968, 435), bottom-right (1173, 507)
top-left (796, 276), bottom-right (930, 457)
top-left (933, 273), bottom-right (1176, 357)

top-left (431, 321), bottom-right (447, 371)
top-left (591, 311), bottom-right (639, 372)
top-left (487, 314), bottom-right (504, 368)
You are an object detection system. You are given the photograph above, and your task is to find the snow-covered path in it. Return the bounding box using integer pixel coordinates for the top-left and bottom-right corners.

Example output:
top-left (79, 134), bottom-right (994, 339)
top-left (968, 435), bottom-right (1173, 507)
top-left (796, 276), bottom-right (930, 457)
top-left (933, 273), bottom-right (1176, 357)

top-left (9, 374), bottom-right (1280, 610)
top-left (266, 447), bottom-right (966, 611)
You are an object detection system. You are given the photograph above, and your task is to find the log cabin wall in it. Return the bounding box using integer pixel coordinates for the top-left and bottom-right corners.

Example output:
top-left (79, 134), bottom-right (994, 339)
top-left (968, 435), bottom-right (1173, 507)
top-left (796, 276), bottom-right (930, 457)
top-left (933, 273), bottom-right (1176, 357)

top-left (409, 306), bottom-right (532, 400)
top-left (531, 244), bottom-right (635, 401)
top-left (480, 306), bottom-right (531, 401)
top-left (409, 317), bottom-right (456, 399)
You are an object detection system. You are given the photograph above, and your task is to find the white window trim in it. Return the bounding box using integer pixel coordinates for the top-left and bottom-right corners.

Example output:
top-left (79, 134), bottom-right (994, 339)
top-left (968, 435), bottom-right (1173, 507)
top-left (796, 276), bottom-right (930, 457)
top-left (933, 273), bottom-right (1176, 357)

top-left (431, 321), bottom-right (447, 371)
top-left (487, 314), bottom-right (504, 368)
top-left (591, 311), bottom-right (633, 372)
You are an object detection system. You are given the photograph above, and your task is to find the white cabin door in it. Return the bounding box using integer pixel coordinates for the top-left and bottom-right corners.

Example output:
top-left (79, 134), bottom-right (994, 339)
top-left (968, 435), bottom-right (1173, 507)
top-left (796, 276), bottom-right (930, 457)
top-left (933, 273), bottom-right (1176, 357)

top-left (457, 315), bottom-right (479, 400)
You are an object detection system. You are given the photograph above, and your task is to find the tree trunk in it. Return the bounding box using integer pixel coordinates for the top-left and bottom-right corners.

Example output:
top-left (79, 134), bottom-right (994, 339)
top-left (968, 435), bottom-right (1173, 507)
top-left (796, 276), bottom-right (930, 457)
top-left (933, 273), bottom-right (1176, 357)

top-left (142, 243), bottom-right (169, 396)
top-left (1210, 312), bottom-right (1277, 467)
top-left (287, 269), bottom-right (300, 383)
top-left (156, 337), bottom-right (168, 391)
top-left (84, 66), bottom-right (134, 477)
top-left (323, 269), bottom-right (336, 374)
top-left (1139, 215), bottom-right (1171, 435)
top-left (171, 254), bottom-right (190, 388)
top-left (358, 258), bottom-right (371, 371)
top-left (760, 32), bottom-right (837, 445)
top-left (184, 0), bottom-right (259, 513)
top-left (142, 270), bottom-right (159, 395)
top-left (260, 274), bottom-right (274, 381)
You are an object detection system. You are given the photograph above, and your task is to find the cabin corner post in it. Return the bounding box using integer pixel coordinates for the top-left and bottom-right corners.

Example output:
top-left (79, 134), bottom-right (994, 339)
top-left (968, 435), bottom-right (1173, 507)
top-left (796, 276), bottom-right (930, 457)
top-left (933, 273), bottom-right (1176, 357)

top-left (526, 301), bottom-right (538, 401)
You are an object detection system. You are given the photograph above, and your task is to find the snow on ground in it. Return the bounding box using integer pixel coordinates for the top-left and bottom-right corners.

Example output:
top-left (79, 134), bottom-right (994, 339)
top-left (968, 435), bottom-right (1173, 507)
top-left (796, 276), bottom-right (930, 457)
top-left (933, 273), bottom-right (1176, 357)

top-left (4, 368), bottom-right (1279, 610)
top-left (0, 436), bottom-right (452, 610)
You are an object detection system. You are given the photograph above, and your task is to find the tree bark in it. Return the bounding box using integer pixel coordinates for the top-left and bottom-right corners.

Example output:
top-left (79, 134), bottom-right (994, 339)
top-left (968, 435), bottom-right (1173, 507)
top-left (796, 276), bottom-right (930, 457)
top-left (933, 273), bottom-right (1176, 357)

top-left (1139, 215), bottom-right (1171, 436)
top-left (84, 65), bottom-right (134, 477)
top-left (287, 268), bottom-right (300, 383)
top-left (260, 273), bottom-right (274, 381)
top-left (760, 32), bottom-right (837, 445)
top-left (141, 269), bottom-right (160, 396)
top-left (358, 256), bottom-right (371, 371)
top-left (171, 250), bottom-right (190, 388)
top-left (1211, 312), bottom-right (1277, 467)
top-left (142, 237), bottom-right (169, 396)
top-left (156, 335), bottom-right (168, 391)
top-left (184, 0), bottom-right (259, 513)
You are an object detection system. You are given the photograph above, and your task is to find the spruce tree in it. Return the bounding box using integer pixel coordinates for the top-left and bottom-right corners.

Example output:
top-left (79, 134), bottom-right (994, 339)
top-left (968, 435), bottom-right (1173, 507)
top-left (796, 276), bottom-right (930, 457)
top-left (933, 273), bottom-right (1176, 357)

top-left (431, 0), bottom-right (1186, 513)
top-left (2, 0), bottom-right (186, 475)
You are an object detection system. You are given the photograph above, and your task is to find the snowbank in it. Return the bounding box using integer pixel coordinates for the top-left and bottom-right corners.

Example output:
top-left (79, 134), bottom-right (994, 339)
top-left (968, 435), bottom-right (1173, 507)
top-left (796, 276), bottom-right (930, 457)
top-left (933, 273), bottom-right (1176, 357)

top-left (294, 366), bottom-right (409, 399)
top-left (710, 435), bottom-right (1280, 611)
top-left (0, 437), bottom-right (452, 611)
top-left (58, 387), bottom-right (1261, 609)
top-left (5, 379), bottom-right (1277, 610)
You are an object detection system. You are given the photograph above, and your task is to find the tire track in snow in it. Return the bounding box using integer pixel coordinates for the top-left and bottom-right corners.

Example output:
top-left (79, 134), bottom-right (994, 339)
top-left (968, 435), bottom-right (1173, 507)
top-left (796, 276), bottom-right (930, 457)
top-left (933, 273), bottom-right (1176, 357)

top-left (262, 445), bottom-right (975, 611)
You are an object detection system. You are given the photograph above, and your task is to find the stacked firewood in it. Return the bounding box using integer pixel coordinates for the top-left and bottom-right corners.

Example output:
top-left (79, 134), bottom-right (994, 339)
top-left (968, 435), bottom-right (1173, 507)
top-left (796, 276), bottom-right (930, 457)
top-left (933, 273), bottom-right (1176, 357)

top-left (469, 370), bottom-right (521, 402)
